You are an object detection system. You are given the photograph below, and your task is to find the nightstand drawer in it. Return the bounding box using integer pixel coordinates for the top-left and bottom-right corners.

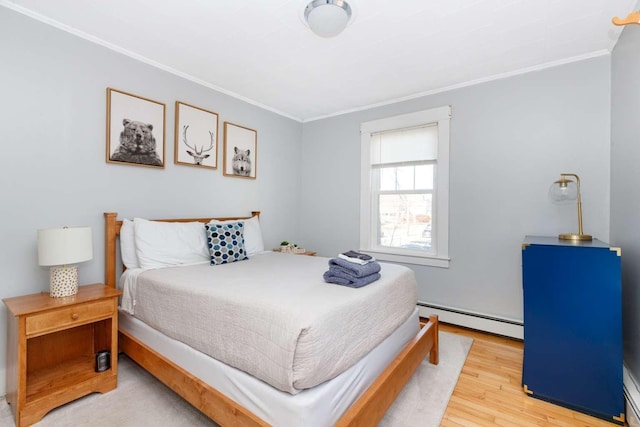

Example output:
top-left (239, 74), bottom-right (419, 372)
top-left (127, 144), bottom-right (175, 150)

top-left (25, 299), bottom-right (115, 337)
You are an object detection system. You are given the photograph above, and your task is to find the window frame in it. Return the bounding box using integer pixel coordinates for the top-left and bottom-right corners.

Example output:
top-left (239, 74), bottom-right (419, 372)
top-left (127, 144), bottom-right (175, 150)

top-left (360, 106), bottom-right (451, 268)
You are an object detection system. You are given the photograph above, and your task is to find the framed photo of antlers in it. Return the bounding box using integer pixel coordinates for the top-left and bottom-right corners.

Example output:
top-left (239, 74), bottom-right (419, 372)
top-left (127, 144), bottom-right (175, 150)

top-left (174, 101), bottom-right (219, 169)
top-left (223, 122), bottom-right (257, 179)
top-left (106, 88), bottom-right (166, 169)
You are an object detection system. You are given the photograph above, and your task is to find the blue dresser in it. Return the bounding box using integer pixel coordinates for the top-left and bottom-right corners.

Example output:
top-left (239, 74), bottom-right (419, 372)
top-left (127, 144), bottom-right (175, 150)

top-left (521, 236), bottom-right (623, 424)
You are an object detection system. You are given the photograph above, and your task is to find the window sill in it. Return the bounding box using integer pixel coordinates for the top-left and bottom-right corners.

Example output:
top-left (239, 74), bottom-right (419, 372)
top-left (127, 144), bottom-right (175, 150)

top-left (361, 250), bottom-right (450, 268)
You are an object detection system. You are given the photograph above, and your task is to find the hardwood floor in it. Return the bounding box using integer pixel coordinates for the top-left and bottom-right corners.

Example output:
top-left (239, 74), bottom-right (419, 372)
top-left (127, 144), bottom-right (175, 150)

top-left (439, 323), bottom-right (627, 427)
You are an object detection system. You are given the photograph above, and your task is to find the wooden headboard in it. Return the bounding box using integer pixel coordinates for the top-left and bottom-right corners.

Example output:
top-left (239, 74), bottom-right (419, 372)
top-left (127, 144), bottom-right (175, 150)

top-left (103, 211), bottom-right (261, 289)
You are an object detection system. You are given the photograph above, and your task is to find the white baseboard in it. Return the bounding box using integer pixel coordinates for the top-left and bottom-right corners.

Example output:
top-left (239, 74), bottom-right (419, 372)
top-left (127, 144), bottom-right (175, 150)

top-left (625, 365), bottom-right (640, 427)
top-left (418, 302), bottom-right (523, 339)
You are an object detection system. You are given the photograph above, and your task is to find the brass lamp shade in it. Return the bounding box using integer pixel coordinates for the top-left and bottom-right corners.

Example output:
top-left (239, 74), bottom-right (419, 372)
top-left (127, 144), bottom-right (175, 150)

top-left (549, 173), bottom-right (592, 241)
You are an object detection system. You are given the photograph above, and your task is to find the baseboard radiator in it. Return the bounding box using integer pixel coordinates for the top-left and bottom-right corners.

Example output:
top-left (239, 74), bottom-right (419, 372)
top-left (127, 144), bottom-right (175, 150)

top-left (417, 302), bottom-right (523, 339)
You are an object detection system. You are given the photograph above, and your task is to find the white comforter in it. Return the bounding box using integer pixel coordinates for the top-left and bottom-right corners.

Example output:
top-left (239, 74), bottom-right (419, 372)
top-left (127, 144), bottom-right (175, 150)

top-left (119, 252), bottom-right (418, 394)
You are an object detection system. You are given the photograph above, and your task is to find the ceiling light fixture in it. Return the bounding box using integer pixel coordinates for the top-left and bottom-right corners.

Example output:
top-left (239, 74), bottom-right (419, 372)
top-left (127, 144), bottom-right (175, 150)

top-left (304, 0), bottom-right (353, 38)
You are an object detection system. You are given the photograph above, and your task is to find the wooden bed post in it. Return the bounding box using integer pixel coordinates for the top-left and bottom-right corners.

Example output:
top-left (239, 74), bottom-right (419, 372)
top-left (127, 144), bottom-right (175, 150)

top-left (429, 314), bottom-right (439, 365)
top-left (104, 212), bottom-right (117, 289)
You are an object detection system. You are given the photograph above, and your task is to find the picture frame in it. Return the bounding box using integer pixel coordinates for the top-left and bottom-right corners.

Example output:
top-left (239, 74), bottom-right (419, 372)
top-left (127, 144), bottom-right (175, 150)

top-left (174, 101), bottom-right (219, 169)
top-left (223, 122), bottom-right (257, 179)
top-left (106, 87), bottom-right (166, 168)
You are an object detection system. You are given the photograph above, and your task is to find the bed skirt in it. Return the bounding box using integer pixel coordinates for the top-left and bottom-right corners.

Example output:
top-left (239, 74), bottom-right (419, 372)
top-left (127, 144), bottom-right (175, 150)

top-left (119, 307), bottom-right (420, 426)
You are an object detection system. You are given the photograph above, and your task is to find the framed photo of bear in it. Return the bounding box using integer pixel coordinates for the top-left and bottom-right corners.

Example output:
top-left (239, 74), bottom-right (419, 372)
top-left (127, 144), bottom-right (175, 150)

top-left (223, 121), bottom-right (257, 179)
top-left (106, 87), bottom-right (166, 168)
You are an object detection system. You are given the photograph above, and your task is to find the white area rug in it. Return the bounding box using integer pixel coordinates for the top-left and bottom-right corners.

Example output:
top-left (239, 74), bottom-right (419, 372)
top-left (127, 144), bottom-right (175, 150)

top-left (380, 331), bottom-right (473, 427)
top-left (0, 332), bottom-right (472, 427)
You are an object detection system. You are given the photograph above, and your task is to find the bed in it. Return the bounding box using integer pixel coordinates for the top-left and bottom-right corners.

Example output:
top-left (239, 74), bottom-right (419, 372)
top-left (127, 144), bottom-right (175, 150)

top-left (104, 211), bottom-right (439, 426)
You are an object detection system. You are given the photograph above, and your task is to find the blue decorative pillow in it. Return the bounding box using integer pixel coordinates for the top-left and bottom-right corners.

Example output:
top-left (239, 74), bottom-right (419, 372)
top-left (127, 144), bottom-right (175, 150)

top-left (204, 222), bottom-right (248, 265)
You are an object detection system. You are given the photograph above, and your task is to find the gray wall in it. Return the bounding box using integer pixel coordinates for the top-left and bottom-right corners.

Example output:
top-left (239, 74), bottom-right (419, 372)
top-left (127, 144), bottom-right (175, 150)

top-left (611, 24), bottom-right (640, 389)
top-left (300, 57), bottom-right (612, 322)
top-left (0, 2), bottom-right (620, 399)
top-left (0, 7), bottom-right (302, 393)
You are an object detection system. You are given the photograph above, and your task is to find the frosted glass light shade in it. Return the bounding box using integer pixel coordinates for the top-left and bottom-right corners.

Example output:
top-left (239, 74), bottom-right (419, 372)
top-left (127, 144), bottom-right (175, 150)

top-left (549, 178), bottom-right (577, 203)
top-left (304, 0), bottom-right (352, 38)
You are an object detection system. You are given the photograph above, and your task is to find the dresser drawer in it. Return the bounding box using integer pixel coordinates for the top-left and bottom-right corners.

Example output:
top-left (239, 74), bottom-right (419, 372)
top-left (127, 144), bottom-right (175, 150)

top-left (25, 299), bottom-right (115, 337)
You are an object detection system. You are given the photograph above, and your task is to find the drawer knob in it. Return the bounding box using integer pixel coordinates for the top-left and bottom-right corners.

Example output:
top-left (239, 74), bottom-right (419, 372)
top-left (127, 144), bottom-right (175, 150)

top-left (71, 313), bottom-right (79, 320)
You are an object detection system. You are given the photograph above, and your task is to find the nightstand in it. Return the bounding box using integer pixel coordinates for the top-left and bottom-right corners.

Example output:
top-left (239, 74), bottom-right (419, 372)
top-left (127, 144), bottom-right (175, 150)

top-left (3, 283), bottom-right (122, 426)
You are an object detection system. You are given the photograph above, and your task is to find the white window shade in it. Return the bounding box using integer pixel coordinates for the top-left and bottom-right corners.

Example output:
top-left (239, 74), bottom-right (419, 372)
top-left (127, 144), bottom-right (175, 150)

top-left (371, 125), bottom-right (437, 166)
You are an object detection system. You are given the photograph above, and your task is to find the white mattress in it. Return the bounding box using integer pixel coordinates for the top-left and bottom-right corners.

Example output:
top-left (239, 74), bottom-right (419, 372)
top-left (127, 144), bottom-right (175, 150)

top-left (119, 307), bottom-right (420, 427)
top-left (119, 252), bottom-right (418, 394)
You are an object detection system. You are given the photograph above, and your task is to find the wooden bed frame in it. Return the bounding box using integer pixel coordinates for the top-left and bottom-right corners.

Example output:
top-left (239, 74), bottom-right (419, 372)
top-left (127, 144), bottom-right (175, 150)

top-left (104, 211), bottom-right (439, 427)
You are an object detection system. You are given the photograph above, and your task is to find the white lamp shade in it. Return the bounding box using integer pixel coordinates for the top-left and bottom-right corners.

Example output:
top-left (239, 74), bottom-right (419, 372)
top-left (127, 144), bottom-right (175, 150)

top-left (305, 0), bottom-right (352, 38)
top-left (38, 227), bottom-right (93, 266)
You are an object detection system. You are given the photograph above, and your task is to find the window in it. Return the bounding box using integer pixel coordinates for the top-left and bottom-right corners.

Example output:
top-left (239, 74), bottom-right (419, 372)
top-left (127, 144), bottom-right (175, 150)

top-left (360, 106), bottom-right (451, 267)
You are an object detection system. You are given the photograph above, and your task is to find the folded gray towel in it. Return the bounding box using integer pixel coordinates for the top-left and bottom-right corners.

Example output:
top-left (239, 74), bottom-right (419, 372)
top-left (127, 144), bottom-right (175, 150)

top-left (328, 257), bottom-right (381, 278)
top-left (323, 270), bottom-right (381, 288)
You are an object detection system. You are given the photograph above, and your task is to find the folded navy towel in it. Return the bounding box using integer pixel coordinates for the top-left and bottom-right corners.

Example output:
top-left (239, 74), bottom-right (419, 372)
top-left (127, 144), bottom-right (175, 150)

top-left (328, 257), bottom-right (381, 278)
top-left (323, 270), bottom-right (381, 288)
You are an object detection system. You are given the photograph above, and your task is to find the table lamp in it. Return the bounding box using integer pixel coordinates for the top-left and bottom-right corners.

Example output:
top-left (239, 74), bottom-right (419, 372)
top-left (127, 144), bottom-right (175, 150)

top-left (37, 226), bottom-right (93, 297)
top-left (548, 173), bottom-right (592, 241)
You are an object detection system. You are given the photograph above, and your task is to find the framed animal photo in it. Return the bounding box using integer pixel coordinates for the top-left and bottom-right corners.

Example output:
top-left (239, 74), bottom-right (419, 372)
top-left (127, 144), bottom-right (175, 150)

top-left (174, 101), bottom-right (218, 169)
top-left (223, 122), bottom-right (257, 179)
top-left (106, 87), bottom-right (166, 169)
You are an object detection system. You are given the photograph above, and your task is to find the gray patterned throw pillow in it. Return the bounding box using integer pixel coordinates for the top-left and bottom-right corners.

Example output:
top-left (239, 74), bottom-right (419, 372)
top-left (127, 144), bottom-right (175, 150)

top-left (204, 222), bottom-right (248, 265)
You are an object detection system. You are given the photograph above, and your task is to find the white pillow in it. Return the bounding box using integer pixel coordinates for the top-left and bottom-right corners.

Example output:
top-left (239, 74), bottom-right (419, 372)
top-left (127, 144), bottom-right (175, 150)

top-left (208, 215), bottom-right (264, 256)
top-left (133, 218), bottom-right (210, 270)
top-left (120, 219), bottom-right (140, 269)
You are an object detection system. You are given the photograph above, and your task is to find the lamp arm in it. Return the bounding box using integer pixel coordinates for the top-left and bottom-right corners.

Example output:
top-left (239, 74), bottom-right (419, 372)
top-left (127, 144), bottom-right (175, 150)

top-left (560, 173), bottom-right (584, 236)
